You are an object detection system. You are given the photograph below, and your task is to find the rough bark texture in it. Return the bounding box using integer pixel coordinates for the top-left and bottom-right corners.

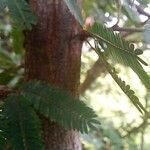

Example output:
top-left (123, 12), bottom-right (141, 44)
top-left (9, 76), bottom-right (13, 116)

top-left (24, 0), bottom-right (83, 149)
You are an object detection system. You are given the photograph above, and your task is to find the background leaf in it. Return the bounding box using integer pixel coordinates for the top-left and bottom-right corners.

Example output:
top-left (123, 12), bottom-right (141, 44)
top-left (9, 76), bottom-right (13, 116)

top-left (6, 0), bottom-right (37, 29)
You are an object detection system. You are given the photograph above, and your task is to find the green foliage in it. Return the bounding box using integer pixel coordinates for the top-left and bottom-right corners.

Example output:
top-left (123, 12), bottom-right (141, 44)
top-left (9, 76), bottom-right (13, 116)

top-left (2, 94), bottom-right (44, 150)
top-left (0, 49), bottom-right (15, 69)
top-left (11, 24), bottom-right (24, 54)
top-left (63, 0), bottom-right (84, 25)
top-left (0, 80), bottom-right (100, 149)
top-left (65, 0), bottom-right (149, 84)
top-left (21, 80), bottom-right (100, 133)
top-left (96, 51), bottom-right (147, 114)
top-left (87, 22), bottom-right (150, 90)
top-left (0, 0), bottom-right (150, 149)
top-left (0, 48), bottom-right (22, 85)
top-left (3, 0), bottom-right (37, 29)
top-left (0, 69), bottom-right (16, 84)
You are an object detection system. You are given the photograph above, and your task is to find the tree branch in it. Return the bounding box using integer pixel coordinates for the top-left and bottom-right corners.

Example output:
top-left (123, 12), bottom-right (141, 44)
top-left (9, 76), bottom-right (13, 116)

top-left (0, 85), bottom-right (12, 100)
top-left (112, 26), bottom-right (143, 32)
top-left (128, 0), bottom-right (150, 18)
top-left (123, 117), bottom-right (149, 138)
top-left (136, 5), bottom-right (150, 18)
top-left (79, 58), bottom-right (106, 94)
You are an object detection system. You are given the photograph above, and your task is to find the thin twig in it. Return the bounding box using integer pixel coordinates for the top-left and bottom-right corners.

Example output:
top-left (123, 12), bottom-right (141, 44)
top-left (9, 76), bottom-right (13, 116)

top-left (112, 26), bottom-right (143, 32)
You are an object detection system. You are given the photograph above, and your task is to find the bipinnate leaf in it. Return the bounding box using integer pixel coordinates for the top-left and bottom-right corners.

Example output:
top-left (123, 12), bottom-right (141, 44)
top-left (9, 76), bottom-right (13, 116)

top-left (96, 52), bottom-right (147, 114)
top-left (3, 94), bottom-right (44, 150)
top-left (88, 22), bottom-right (150, 90)
top-left (21, 80), bottom-right (100, 133)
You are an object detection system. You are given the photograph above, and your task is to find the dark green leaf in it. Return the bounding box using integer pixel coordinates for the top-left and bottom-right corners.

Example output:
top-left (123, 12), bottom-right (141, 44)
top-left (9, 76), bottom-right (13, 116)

top-left (3, 94), bottom-right (44, 150)
top-left (0, 70), bottom-right (16, 84)
top-left (21, 80), bottom-right (100, 133)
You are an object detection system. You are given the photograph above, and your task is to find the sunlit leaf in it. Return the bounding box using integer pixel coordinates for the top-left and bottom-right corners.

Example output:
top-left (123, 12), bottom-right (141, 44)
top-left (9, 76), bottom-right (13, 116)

top-left (88, 22), bottom-right (150, 90)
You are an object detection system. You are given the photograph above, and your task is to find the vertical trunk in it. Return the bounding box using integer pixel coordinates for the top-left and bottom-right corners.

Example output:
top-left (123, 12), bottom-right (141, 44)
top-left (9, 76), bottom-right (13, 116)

top-left (24, 0), bottom-right (83, 149)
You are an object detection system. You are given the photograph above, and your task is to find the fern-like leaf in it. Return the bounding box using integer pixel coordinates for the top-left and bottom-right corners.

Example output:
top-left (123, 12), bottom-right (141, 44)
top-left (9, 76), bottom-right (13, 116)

top-left (63, 0), bottom-right (83, 25)
top-left (3, 94), bottom-right (44, 150)
top-left (96, 51), bottom-right (147, 114)
top-left (21, 80), bottom-right (100, 133)
top-left (6, 0), bottom-right (37, 29)
top-left (88, 22), bottom-right (150, 90)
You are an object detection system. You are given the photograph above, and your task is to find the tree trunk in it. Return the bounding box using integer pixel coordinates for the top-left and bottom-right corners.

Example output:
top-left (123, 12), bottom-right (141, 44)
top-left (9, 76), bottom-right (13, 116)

top-left (24, 0), bottom-right (83, 149)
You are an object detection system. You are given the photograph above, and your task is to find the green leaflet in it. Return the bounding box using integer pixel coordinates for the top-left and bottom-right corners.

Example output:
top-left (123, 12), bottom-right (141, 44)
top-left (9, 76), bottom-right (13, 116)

top-left (0, 80), bottom-right (99, 148)
top-left (63, 0), bottom-right (84, 25)
top-left (88, 22), bottom-right (150, 90)
top-left (3, 94), bottom-right (44, 150)
top-left (21, 80), bottom-right (100, 133)
top-left (6, 0), bottom-right (37, 29)
top-left (0, 0), bottom-right (6, 12)
top-left (85, 35), bottom-right (149, 114)
top-left (93, 49), bottom-right (147, 114)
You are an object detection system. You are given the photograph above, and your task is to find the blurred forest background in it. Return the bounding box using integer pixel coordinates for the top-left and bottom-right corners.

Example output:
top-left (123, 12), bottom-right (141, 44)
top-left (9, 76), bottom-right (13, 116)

top-left (0, 0), bottom-right (150, 149)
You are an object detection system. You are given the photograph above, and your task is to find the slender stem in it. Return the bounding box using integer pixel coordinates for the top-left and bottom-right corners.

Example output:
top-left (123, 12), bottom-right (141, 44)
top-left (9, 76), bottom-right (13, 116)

top-left (112, 26), bottom-right (143, 32)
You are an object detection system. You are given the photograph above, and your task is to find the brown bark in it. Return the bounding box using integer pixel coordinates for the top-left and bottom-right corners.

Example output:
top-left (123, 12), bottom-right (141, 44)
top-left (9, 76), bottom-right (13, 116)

top-left (24, 0), bottom-right (83, 149)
